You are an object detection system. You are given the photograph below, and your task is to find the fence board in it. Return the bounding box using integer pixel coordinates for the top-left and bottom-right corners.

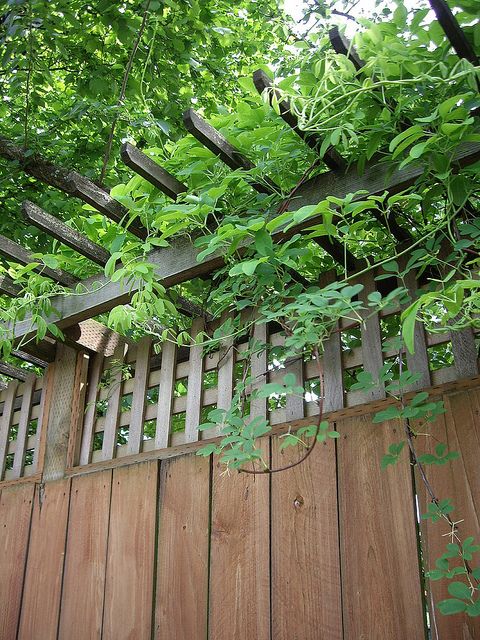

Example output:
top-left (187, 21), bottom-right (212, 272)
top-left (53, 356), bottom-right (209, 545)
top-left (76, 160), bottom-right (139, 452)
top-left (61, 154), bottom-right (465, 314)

top-left (337, 414), bottom-right (425, 639)
top-left (80, 353), bottom-right (104, 465)
top-left (209, 439), bottom-right (270, 640)
top-left (0, 483), bottom-right (35, 639)
top-left (155, 340), bottom-right (176, 449)
top-left (417, 390), bottom-right (480, 640)
top-left (185, 318), bottom-right (205, 443)
top-left (0, 381), bottom-right (18, 479)
top-left (102, 344), bottom-right (125, 460)
top-left (250, 321), bottom-right (267, 419)
top-left (451, 326), bottom-right (479, 379)
top-left (18, 478), bottom-right (71, 640)
top-left (58, 470), bottom-right (112, 640)
top-left (102, 461), bottom-right (157, 640)
top-left (155, 454), bottom-right (209, 639)
top-left (357, 271), bottom-right (385, 400)
top-left (271, 436), bottom-right (342, 640)
top-left (128, 337), bottom-right (152, 455)
top-left (11, 375), bottom-right (35, 478)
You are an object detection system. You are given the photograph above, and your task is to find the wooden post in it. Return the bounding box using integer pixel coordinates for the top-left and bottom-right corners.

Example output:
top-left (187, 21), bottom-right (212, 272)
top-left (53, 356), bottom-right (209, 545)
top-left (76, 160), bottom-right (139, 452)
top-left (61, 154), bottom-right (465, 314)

top-left (41, 344), bottom-right (83, 481)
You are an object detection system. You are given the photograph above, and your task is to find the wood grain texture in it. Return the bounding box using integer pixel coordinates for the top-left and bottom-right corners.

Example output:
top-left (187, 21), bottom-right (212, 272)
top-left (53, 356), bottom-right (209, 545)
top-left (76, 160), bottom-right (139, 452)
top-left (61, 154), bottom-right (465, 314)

top-left (209, 439), bottom-right (270, 640)
top-left (58, 470), bottom-right (112, 640)
top-left (128, 337), bottom-right (152, 454)
top-left (12, 374), bottom-right (35, 478)
top-left (102, 461), bottom-right (157, 640)
top-left (417, 389), bottom-right (480, 640)
top-left (250, 320), bottom-right (267, 420)
top-left (66, 352), bottom-right (89, 469)
top-left (271, 436), bottom-right (342, 640)
top-left (337, 414), bottom-right (425, 639)
top-left (155, 454), bottom-right (209, 639)
top-left (320, 270), bottom-right (344, 412)
top-left (185, 318), bottom-right (205, 443)
top-left (402, 266), bottom-right (431, 390)
top-left (102, 344), bottom-right (125, 461)
top-left (155, 340), bottom-right (176, 449)
top-left (0, 482), bottom-right (35, 639)
top-left (0, 380), bottom-right (18, 479)
top-left (450, 326), bottom-right (479, 379)
top-left (18, 478), bottom-right (71, 640)
top-left (284, 356), bottom-right (304, 421)
top-left (79, 352), bottom-right (104, 465)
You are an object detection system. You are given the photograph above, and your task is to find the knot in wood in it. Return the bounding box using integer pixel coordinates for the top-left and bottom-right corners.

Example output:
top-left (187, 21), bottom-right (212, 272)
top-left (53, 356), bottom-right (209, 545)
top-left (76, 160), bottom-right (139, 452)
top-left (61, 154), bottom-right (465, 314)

top-left (293, 495), bottom-right (304, 509)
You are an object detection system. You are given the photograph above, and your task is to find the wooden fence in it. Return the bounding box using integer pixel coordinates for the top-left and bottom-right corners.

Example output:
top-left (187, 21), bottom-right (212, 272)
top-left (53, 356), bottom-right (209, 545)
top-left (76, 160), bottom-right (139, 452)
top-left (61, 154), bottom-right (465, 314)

top-left (0, 380), bottom-right (479, 639)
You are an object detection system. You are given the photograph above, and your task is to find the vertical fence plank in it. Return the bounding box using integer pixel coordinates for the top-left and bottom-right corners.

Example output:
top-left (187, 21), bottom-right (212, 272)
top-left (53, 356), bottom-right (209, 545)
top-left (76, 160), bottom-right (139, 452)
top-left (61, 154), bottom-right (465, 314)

top-left (66, 353), bottom-right (89, 468)
top-left (128, 336), bottom-right (152, 455)
top-left (337, 414), bottom-right (425, 639)
top-left (79, 353), bottom-right (104, 465)
top-left (357, 270), bottom-right (385, 400)
top-left (102, 344), bottom-right (125, 461)
top-left (250, 320), bottom-right (267, 419)
top-left (417, 389), bottom-right (480, 640)
top-left (402, 267), bottom-right (431, 390)
top-left (155, 455), bottom-right (209, 639)
top-left (285, 355), bottom-right (304, 421)
top-left (0, 483), bottom-right (35, 639)
top-left (58, 470), bottom-right (112, 640)
top-left (12, 374), bottom-right (36, 478)
top-left (103, 461), bottom-right (157, 640)
top-left (216, 312), bottom-right (235, 413)
top-left (185, 318), bottom-right (205, 443)
top-left (450, 326), bottom-right (479, 379)
top-left (32, 365), bottom-right (54, 474)
top-left (320, 269), bottom-right (344, 412)
top-left (0, 381), bottom-right (18, 479)
top-left (18, 478), bottom-right (71, 640)
top-left (271, 436), bottom-right (342, 640)
top-left (155, 340), bottom-right (176, 449)
top-left (209, 441), bottom-right (270, 640)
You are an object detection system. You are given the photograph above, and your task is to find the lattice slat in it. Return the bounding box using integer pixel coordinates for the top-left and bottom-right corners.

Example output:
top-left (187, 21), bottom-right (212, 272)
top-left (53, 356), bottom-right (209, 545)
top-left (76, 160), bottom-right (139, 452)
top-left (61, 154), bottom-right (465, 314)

top-left (128, 337), bottom-right (152, 455)
top-left (101, 344), bottom-right (125, 460)
top-left (0, 381), bottom-right (18, 479)
top-left (184, 318), bottom-right (205, 443)
top-left (12, 374), bottom-right (35, 478)
top-left (79, 353), bottom-right (104, 466)
top-left (155, 340), bottom-right (177, 450)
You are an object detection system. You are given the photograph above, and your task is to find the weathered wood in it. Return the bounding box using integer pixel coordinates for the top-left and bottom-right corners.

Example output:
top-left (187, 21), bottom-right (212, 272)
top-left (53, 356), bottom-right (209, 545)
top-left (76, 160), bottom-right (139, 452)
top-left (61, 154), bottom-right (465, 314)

top-left (250, 320), bottom-right (268, 420)
top-left (428, 0), bottom-right (479, 65)
top-left (416, 390), bottom-right (480, 640)
top-left (155, 340), bottom-right (176, 449)
top-left (450, 326), bottom-right (479, 378)
top-left (102, 461), bottom-right (157, 639)
top-left (0, 360), bottom-right (29, 380)
top-left (320, 270), bottom-right (345, 412)
top-left (285, 355), bottom-right (305, 420)
top-left (42, 345), bottom-right (81, 481)
top-left (185, 318), bottom-right (205, 443)
top-left (15, 339), bottom-right (57, 364)
top-left (0, 233), bottom-right (79, 287)
top-left (215, 312), bottom-right (235, 430)
top-left (0, 483), bottom-right (35, 639)
top-left (253, 68), bottom-right (346, 171)
top-left (337, 414), bottom-right (425, 639)
top-left (183, 108), bottom-right (278, 194)
top-left (402, 266), bottom-right (431, 390)
top-left (18, 479), bottom-right (71, 640)
top-left (66, 352), bottom-right (89, 468)
top-left (65, 319), bottom-right (130, 356)
top-left (79, 352), bottom-right (104, 465)
top-left (0, 380), bottom-right (18, 479)
top-left (22, 200), bottom-right (110, 266)
top-left (128, 337), bottom-right (152, 455)
top-left (209, 442), bottom-right (270, 640)
top-left (328, 27), bottom-right (364, 70)
top-left (32, 364), bottom-right (55, 473)
top-left (12, 348), bottom-right (49, 368)
top-left (8, 143), bottom-right (480, 341)
top-left (101, 344), bottom-right (125, 461)
top-left (271, 436), bottom-right (342, 639)
top-left (12, 374), bottom-right (35, 478)
top-left (121, 142), bottom-right (188, 200)
top-left (58, 470), bottom-right (112, 640)
top-left (0, 273), bottom-right (21, 297)
top-left (357, 269), bottom-right (386, 401)
top-left (155, 455), bottom-right (209, 639)
top-left (67, 171), bottom-right (148, 240)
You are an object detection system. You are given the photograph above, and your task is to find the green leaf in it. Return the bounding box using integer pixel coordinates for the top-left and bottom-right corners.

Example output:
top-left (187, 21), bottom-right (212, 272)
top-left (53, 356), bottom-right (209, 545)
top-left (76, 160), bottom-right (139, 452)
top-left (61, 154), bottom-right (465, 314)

top-left (448, 581), bottom-right (471, 600)
top-left (437, 598), bottom-right (467, 615)
top-left (401, 299), bottom-right (423, 354)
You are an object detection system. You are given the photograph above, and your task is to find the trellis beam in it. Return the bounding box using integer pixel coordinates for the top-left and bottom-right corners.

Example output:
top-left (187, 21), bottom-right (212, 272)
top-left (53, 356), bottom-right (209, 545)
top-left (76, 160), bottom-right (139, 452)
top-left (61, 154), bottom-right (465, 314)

top-left (0, 234), bottom-right (78, 288)
top-left (183, 108), bottom-right (278, 194)
top-left (7, 142), bottom-right (480, 342)
top-left (0, 361), bottom-right (30, 381)
top-left (428, 0), bottom-right (479, 65)
top-left (253, 69), bottom-right (346, 171)
top-left (121, 143), bottom-right (188, 201)
top-left (22, 201), bottom-right (110, 266)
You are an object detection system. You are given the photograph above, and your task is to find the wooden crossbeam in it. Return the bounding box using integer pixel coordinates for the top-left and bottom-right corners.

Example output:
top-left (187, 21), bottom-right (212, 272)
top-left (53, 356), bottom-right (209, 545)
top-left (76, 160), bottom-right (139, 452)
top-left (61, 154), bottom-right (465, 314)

top-left (12, 349), bottom-right (48, 368)
top-left (183, 108), bottom-right (278, 194)
top-left (328, 27), bottom-right (364, 71)
top-left (7, 142), bottom-right (479, 342)
top-left (0, 234), bottom-right (78, 288)
top-left (67, 171), bottom-right (148, 240)
top-left (253, 69), bottom-right (346, 171)
top-left (121, 143), bottom-right (188, 201)
top-left (428, 0), bottom-right (479, 65)
top-left (22, 201), bottom-right (110, 267)
top-left (0, 361), bottom-right (29, 381)
top-left (0, 274), bottom-right (21, 297)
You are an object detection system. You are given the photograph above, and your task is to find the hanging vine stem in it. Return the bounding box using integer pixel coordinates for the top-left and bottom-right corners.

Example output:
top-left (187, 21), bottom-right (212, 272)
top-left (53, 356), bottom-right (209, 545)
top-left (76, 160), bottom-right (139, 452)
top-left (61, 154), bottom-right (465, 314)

top-left (239, 344), bottom-right (325, 475)
top-left (99, 0), bottom-right (152, 185)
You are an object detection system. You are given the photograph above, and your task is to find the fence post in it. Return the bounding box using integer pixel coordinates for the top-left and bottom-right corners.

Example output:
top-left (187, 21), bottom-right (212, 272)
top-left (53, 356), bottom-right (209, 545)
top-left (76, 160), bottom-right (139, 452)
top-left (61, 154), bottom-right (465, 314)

top-left (41, 344), bottom-right (85, 481)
